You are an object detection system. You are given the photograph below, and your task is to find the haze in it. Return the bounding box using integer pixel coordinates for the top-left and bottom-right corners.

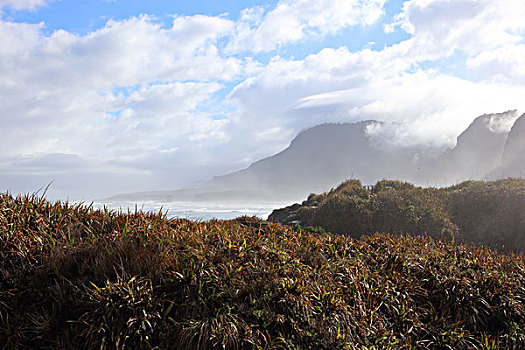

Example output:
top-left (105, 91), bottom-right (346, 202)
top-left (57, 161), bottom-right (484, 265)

top-left (1, 0), bottom-right (525, 201)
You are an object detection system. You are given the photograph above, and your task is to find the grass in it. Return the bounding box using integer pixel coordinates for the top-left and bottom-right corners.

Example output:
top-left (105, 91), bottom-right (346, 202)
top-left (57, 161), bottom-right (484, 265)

top-left (1, 192), bottom-right (525, 349)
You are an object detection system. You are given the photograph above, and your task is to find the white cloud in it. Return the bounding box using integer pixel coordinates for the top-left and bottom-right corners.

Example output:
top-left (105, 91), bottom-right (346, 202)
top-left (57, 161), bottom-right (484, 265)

top-left (30, 15), bottom-right (238, 90)
top-left (467, 44), bottom-right (525, 84)
top-left (0, 78), bottom-right (231, 198)
top-left (0, 14), bottom-right (240, 198)
top-left (0, 20), bottom-right (42, 57)
top-left (228, 0), bottom-right (386, 53)
top-left (104, 82), bottom-right (228, 154)
top-left (229, 47), bottom-right (411, 133)
top-left (229, 46), bottom-right (525, 156)
top-left (343, 75), bottom-right (525, 149)
top-left (387, 0), bottom-right (525, 61)
top-left (0, 0), bottom-right (52, 11)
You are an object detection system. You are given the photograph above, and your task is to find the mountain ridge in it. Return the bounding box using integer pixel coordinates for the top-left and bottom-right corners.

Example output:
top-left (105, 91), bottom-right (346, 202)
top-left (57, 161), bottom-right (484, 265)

top-left (108, 110), bottom-right (524, 202)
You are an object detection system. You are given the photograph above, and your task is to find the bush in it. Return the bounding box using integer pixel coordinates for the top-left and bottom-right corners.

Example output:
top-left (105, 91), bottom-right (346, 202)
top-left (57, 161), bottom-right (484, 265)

top-left (269, 178), bottom-right (525, 252)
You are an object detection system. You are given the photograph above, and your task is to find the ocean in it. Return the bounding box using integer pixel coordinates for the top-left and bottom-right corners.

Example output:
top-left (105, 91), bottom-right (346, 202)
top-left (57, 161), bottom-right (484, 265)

top-left (92, 200), bottom-right (292, 221)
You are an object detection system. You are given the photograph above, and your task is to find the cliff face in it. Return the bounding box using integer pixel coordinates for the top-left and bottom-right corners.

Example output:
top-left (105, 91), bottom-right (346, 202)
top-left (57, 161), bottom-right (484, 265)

top-left (485, 113), bottom-right (525, 179)
top-left (448, 112), bottom-right (513, 172)
top-left (501, 113), bottom-right (525, 176)
top-left (415, 110), bottom-right (518, 185)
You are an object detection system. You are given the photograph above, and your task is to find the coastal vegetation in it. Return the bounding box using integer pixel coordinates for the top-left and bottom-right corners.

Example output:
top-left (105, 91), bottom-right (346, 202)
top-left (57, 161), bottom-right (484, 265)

top-left (1, 188), bottom-right (525, 348)
top-left (269, 178), bottom-right (525, 253)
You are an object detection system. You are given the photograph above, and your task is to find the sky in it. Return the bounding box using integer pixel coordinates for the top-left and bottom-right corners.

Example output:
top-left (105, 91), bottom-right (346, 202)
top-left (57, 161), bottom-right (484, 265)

top-left (1, 0), bottom-right (525, 200)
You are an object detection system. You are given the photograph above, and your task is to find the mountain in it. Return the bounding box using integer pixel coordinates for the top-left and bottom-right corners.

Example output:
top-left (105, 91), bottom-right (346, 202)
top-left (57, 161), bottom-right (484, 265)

top-left (109, 120), bottom-right (420, 202)
top-left (415, 110), bottom-right (518, 185)
top-left (208, 121), bottom-right (418, 197)
top-left (108, 110), bottom-right (523, 203)
top-left (488, 112), bottom-right (525, 178)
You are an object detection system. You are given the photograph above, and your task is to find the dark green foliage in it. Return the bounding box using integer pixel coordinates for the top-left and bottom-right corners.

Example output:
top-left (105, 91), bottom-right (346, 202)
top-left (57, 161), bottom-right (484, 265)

top-left (446, 179), bottom-right (525, 250)
top-left (270, 178), bottom-right (525, 252)
top-left (1, 192), bottom-right (525, 349)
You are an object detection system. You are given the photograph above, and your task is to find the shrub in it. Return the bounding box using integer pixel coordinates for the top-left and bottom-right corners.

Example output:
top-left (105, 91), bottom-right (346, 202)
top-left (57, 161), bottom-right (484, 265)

top-left (269, 178), bottom-right (525, 251)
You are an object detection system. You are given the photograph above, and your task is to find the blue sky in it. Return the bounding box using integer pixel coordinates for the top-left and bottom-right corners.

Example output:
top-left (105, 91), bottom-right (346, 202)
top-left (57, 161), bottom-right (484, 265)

top-left (3, 0), bottom-right (410, 59)
top-left (1, 0), bottom-right (524, 199)
top-left (3, 0), bottom-right (269, 34)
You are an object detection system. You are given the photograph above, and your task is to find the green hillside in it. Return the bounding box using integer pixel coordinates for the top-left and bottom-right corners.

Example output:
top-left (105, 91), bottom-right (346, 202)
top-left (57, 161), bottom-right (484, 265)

top-left (1, 192), bottom-right (525, 349)
top-left (269, 179), bottom-right (525, 252)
